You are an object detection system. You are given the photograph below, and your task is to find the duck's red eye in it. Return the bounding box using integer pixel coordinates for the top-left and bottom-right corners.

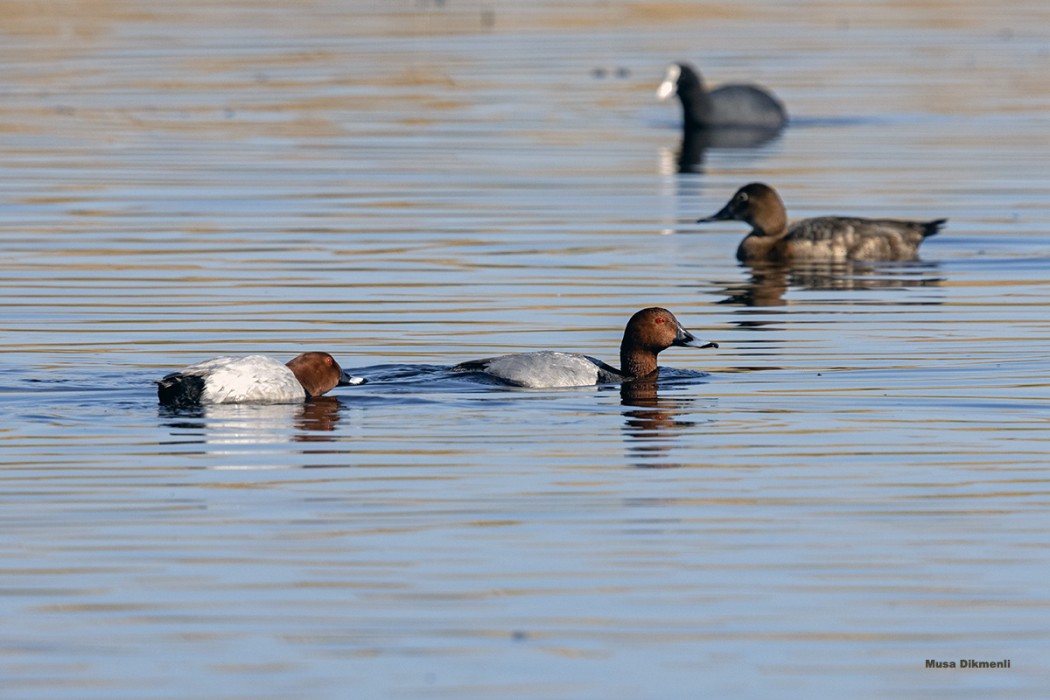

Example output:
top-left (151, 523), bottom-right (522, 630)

top-left (655, 317), bottom-right (665, 324)
top-left (325, 356), bottom-right (333, 366)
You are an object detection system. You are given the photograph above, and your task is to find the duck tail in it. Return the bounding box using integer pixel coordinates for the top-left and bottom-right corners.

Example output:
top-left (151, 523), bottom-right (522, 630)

top-left (156, 373), bottom-right (205, 407)
top-left (923, 218), bottom-right (948, 238)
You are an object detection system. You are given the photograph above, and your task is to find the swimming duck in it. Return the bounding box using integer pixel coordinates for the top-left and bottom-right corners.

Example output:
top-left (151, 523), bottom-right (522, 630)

top-left (157, 351), bottom-right (365, 407)
top-left (657, 62), bottom-right (787, 131)
top-left (698, 183), bottom-right (947, 263)
top-left (453, 307), bottom-right (717, 388)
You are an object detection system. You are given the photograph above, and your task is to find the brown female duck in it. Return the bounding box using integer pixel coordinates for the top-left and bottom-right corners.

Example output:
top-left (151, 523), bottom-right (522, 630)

top-left (698, 183), bottom-right (946, 263)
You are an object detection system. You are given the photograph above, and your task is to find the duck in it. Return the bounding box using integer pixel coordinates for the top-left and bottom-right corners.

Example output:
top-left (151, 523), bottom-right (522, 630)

top-left (453, 308), bottom-right (717, 389)
top-left (697, 183), bottom-right (947, 263)
top-left (156, 351), bottom-right (365, 407)
top-left (657, 62), bottom-right (787, 131)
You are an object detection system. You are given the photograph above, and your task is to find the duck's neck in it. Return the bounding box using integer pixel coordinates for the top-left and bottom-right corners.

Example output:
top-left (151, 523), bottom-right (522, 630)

top-left (620, 348), bottom-right (659, 379)
top-left (752, 208), bottom-right (788, 239)
top-left (736, 193), bottom-right (790, 262)
top-left (680, 90), bottom-right (713, 128)
top-left (737, 230), bottom-right (791, 263)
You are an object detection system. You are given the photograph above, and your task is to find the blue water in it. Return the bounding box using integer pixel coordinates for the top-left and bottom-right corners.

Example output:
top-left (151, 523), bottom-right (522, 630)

top-left (2, 1), bottom-right (1049, 698)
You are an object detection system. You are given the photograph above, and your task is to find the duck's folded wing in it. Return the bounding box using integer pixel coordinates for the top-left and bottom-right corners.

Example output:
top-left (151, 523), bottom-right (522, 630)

top-left (788, 217), bottom-right (936, 261)
top-left (455, 351), bottom-right (605, 388)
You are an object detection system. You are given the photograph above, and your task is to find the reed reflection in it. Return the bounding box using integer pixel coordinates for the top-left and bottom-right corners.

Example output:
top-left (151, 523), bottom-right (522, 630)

top-left (717, 261), bottom-right (945, 307)
top-left (619, 378), bottom-right (697, 469)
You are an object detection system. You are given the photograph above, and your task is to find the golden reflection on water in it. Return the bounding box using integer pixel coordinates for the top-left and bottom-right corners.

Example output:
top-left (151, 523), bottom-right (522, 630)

top-left (1, 1), bottom-right (1049, 699)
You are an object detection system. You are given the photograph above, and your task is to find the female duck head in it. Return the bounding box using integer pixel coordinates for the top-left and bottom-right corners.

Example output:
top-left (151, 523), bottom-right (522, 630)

top-left (698, 182), bottom-right (788, 237)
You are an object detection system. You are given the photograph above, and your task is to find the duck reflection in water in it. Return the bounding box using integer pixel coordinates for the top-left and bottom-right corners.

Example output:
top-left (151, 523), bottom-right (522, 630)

top-left (673, 124), bottom-right (783, 174)
top-left (619, 378), bottom-right (700, 469)
top-left (160, 395), bottom-right (345, 448)
top-left (293, 396), bottom-right (344, 441)
top-left (716, 260), bottom-right (945, 307)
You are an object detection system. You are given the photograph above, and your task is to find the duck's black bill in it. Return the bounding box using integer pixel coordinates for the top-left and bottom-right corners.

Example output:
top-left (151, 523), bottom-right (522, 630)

top-left (674, 325), bottom-right (719, 350)
top-left (338, 372), bottom-right (367, 387)
top-left (697, 203), bottom-right (734, 223)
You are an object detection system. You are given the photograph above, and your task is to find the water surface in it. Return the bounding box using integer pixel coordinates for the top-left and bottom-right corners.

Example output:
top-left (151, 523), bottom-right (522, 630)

top-left (2, 1), bottom-right (1049, 698)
